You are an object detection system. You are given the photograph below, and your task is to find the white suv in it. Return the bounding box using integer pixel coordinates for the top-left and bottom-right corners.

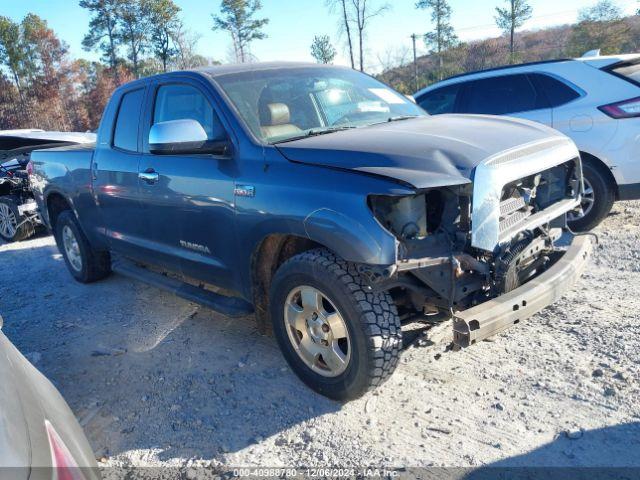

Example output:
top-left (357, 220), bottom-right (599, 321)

top-left (414, 54), bottom-right (640, 230)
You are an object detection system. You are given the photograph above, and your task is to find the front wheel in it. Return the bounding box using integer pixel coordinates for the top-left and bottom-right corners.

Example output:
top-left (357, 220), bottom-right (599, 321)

top-left (568, 161), bottom-right (615, 231)
top-left (270, 248), bottom-right (402, 400)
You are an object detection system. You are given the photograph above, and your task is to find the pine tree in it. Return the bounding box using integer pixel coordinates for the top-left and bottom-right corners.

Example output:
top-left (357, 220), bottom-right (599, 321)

top-left (79, 0), bottom-right (122, 82)
top-left (494, 0), bottom-right (533, 62)
top-left (310, 35), bottom-right (337, 64)
top-left (212, 0), bottom-right (269, 63)
top-left (148, 0), bottom-right (181, 72)
top-left (416, 0), bottom-right (457, 79)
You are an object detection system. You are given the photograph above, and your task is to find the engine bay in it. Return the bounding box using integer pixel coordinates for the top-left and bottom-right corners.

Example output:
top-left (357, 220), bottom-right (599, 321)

top-left (365, 158), bottom-right (582, 321)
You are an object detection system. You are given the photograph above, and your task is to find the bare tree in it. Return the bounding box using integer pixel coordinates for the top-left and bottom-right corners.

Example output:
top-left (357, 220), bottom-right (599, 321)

top-left (172, 25), bottom-right (203, 69)
top-left (326, 0), bottom-right (355, 69)
top-left (350, 0), bottom-right (389, 72)
top-left (495, 0), bottom-right (533, 61)
top-left (376, 45), bottom-right (410, 72)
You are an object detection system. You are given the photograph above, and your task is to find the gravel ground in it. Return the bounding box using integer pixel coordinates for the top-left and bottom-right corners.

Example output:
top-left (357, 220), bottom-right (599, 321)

top-left (1, 201), bottom-right (639, 476)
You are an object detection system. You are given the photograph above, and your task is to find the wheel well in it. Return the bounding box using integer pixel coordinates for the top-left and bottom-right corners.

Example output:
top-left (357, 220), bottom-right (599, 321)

top-left (46, 193), bottom-right (72, 230)
top-left (251, 234), bottom-right (322, 334)
top-left (580, 151), bottom-right (619, 198)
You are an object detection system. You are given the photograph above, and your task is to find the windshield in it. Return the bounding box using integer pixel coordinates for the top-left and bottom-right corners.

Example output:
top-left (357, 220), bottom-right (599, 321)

top-left (213, 67), bottom-right (427, 144)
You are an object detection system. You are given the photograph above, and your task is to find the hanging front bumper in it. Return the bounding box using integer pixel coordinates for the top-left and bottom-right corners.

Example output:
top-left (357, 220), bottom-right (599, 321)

top-left (452, 235), bottom-right (592, 347)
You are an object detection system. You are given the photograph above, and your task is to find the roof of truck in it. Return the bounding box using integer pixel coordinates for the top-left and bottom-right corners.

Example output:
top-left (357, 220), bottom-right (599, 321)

top-left (194, 61), bottom-right (348, 77)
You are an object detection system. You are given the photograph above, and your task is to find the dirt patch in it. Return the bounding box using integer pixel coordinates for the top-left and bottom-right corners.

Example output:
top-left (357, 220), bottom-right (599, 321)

top-left (1, 202), bottom-right (639, 472)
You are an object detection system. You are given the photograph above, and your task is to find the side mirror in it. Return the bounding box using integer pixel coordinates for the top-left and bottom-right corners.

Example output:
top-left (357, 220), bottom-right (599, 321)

top-left (149, 119), bottom-right (231, 156)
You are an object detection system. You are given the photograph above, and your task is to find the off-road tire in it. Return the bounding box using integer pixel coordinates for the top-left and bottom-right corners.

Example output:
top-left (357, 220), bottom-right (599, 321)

top-left (54, 210), bottom-right (111, 283)
top-left (270, 248), bottom-right (402, 400)
top-left (0, 196), bottom-right (33, 242)
top-left (569, 161), bottom-right (615, 232)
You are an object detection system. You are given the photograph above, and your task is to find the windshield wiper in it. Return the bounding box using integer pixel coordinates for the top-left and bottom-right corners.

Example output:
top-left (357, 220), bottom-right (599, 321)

top-left (385, 115), bottom-right (420, 122)
top-left (271, 126), bottom-right (357, 144)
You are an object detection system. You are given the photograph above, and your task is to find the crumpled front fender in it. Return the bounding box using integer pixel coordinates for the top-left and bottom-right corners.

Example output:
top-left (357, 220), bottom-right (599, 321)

top-left (303, 208), bottom-right (398, 266)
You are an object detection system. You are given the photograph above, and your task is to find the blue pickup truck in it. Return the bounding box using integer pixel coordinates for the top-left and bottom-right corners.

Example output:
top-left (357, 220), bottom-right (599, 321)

top-left (30, 62), bottom-right (591, 400)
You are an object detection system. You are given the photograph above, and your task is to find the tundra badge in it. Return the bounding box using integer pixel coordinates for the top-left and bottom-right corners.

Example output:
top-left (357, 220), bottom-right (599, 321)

top-left (179, 240), bottom-right (211, 254)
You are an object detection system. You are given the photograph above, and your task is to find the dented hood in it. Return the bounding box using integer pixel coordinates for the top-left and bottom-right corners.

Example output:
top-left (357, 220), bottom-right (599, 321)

top-left (275, 115), bottom-right (568, 189)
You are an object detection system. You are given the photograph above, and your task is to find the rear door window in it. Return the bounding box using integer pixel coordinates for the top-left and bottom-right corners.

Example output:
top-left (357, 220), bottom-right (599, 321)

top-left (529, 73), bottom-right (580, 107)
top-left (458, 74), bottom-right (546, 115)
top-left (417, 83), bottom-right (460, 114)
top-left (113, 88), bottom-right (145, 151)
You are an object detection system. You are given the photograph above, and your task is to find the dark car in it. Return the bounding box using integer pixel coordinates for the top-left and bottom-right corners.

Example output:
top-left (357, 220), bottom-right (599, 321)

top-left (30, 63), bottom-right (591, 400)
top-left (0, 130), bottom-right (95, 242)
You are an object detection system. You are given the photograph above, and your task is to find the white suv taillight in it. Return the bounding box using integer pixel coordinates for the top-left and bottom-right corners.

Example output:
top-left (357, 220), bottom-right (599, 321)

top-left (598, 96), bottom-right (640, 118)
top-left (45, 420), bottom-right (86, 480)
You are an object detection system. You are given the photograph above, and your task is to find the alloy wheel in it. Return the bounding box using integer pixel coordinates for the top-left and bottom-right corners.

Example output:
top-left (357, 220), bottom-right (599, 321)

top-left (0, 203), bottom-right (17, 239)
top-left (62, 225), bottom-right (83, 272)
top-left (284, 285), bottom-right (351, 377)
top-left (568, 177), bottom-right (595, 222)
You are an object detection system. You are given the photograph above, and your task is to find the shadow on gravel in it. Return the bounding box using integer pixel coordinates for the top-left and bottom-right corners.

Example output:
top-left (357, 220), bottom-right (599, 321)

top-left (0, 238), bottom-right (340, 461)
top-left (465, 422), bottom-right (640, 479)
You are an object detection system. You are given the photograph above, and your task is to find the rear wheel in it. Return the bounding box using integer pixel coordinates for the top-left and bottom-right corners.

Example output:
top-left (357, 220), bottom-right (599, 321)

top-left (568, 161), bottom-right (615, 231)
top-left (54, 210), bottom-right (111, 283)
top-left (270, 248), bottom-right (402, 400)
top-left (0, 196), bottom-right (33, 242)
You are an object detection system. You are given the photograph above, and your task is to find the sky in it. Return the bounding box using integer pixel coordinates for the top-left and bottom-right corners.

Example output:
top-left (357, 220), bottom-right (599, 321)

top-left (1, 0), bottom-right (639, 71)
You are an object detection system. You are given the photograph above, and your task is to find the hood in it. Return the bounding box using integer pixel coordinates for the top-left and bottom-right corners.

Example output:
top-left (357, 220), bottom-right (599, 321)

top-left (1, 131), bottom-right (96, 164)
top-left (276, 115), bottom-right (569, 189)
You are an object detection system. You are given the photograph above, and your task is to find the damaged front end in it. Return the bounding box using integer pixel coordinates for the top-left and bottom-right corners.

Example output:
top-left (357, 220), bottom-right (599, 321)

top-left (361, 138), bottom-right (592, 347)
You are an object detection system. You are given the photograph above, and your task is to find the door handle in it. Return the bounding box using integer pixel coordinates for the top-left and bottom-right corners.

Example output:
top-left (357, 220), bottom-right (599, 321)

top-left (139, 169), bottom-right (159, 184)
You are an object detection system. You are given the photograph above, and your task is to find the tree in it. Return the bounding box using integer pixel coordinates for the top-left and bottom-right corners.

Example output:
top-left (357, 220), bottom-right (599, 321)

top-left (117, 0), bottom-right (150, 78)
top-left (0, 16), bottom-right (26, 96)
top-left (326, 0), bottom-right (355, 69)
top-left (350, 0), bottom-right (389, 72)
top-left (495, 0), bottom-right (533, 61)
top-left (376, 45), bottom-right (410, 72)
top-left (172, 25), bottom-right (209, 69)
top-left (416, 0), bottom-right (457, 80)
top-left (579, 0), bottom-right (623, 22)
top-left (310, 35), bottom-right (337, 63)
top-left (212, 0), bottom-right (269, 63)
top-left (148, 0), bottom-right (181, 72)
top-left (568, 0), bottom-right (628, 56)
top-left (21, 13), bottom-right (68, 80)
top-left (79, 0), bottom-right (122, 82)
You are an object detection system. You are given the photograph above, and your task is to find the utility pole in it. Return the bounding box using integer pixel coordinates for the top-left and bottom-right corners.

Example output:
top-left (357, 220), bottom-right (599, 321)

top-left (411, 33), bottom-right (419, 92)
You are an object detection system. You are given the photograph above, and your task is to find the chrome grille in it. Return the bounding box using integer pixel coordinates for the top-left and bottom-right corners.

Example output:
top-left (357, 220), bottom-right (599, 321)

top-left (500, 197), bottom-right (526, 217)
top-left (499, 195), bottom-right (530, 234)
